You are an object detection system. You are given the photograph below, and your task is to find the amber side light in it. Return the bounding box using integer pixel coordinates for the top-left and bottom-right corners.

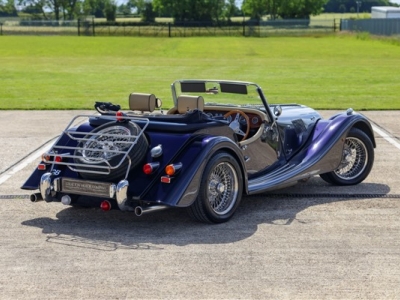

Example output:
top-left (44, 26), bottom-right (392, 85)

top-left (165, 163), bottom-right (182, 176)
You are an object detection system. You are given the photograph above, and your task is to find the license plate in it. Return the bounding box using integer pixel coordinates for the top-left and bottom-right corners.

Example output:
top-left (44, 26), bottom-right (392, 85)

top-left (61, 178), bottom-right (113, 198)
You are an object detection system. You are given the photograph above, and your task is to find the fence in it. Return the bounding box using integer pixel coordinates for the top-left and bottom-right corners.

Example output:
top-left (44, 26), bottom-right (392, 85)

top-left (0, 19), bottom-right (337, 37)
top-left (341, 18), bottom-right (400, 36)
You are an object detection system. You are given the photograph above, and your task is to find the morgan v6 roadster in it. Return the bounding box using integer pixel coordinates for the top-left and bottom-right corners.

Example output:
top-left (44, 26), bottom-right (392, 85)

top-left (22, 80), bottom-right (375, 223)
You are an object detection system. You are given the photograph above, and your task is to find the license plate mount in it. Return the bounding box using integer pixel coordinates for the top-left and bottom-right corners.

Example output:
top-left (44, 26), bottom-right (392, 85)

top-left (60, 178), bottom-right (113, 198)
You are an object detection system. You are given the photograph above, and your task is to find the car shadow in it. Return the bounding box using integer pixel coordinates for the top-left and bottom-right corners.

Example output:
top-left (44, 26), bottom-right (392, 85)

top-left (21, 180), bottom-right (391, 250)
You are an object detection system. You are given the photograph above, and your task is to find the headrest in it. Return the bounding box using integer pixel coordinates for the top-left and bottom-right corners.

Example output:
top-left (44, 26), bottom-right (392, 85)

top-left (129, 93), bottom-right (156, 112)
top-left (177, 95), bottom-right (204, 114)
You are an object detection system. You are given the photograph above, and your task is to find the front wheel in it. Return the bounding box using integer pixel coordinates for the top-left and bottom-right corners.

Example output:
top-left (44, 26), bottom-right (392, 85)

top-left (320, 128), bottom-right (374, 185)
top-left (187, 152), bottom-right (243, 223)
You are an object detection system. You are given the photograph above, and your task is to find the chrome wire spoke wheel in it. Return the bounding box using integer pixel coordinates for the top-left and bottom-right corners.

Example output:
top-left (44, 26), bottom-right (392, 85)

top-left (187, 152), bottom-right (243, 223)
top-left (334, 137), bottom-right (368, 180)
top-left (207, 162), bottom-right (239, 215)
top-left (320, 128), bottom-right (374, 186)
top-left (81, 126), bottom-right (133, 163)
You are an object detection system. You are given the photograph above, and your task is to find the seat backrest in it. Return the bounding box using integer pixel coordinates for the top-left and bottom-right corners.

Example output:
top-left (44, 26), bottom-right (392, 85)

top-left (129, 93), bottom-right (156, 112)
top-left (171, 95), bottom-right (204, 114)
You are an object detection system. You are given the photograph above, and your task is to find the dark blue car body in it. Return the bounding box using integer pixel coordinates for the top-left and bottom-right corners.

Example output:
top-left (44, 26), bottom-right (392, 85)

top-left (22, 80), bottom-right (375, 223)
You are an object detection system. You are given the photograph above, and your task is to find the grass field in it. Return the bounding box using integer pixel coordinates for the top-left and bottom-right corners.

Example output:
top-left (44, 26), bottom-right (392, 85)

top-left (0, 34), bottom-right (399, 110)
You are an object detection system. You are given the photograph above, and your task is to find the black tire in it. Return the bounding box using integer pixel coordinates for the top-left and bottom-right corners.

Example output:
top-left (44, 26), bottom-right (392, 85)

top-left (319, 128), bottom-right (374, 186)
top-left (73, 121), bottom-right (148, 181)
top-left (319, 173), bottom-right (334, 184)
top-left (187, 152), bottom-right (243, 223)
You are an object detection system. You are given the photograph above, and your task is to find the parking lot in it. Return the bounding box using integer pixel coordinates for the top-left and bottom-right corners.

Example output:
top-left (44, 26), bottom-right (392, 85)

top-left (0, 110), bottom-right (399, 299)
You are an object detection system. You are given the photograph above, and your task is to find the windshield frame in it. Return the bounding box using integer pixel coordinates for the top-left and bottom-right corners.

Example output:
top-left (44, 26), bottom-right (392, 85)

top-left (170, 79), bottom-right (274, 120)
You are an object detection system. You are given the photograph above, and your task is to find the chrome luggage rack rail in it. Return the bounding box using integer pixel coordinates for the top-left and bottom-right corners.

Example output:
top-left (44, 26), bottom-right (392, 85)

top-left (44, 114), bottom-right (149, 178)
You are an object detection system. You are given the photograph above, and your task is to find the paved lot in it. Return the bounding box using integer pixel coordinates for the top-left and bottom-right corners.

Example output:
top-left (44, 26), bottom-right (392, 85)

top-left (0, 110), bottom-right (399, 299)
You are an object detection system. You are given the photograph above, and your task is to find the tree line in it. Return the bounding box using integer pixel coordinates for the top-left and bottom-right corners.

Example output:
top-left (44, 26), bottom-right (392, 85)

top-left (0, 0), bottom-right (397, 21)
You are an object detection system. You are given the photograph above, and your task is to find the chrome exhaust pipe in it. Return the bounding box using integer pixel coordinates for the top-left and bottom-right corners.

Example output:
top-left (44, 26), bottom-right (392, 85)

top-left (134, 205), bottom-right (169, 216)
top-left (30, 192), bottom-right (43, 202)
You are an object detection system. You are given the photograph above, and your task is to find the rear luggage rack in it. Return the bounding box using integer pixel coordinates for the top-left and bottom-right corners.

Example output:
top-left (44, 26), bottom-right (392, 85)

top-left (43, 114), bottom-right (149, 178)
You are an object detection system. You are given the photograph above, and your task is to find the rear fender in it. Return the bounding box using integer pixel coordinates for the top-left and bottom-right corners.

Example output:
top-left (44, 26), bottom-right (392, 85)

top-left (168, 136), bottom-right (247, 207)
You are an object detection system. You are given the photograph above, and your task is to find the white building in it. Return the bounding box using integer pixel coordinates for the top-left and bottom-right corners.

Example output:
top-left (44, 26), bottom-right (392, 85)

top-left (371, 6), bottom-right (400, 18)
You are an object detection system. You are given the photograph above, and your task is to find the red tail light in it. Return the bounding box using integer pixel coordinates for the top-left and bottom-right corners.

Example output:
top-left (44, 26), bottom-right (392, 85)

top-left (161, 176), bottom-right (171, 183)
top-left (100, 200), bottom-right (112, 211)
top-left (116, 111), bottom-right (124, 121)
top-left (38, 164), bottom-right (46, 170)
top-left (143, 162), bottom-right (160, 175)
top-left (54, 155), bottom-right (63, 163)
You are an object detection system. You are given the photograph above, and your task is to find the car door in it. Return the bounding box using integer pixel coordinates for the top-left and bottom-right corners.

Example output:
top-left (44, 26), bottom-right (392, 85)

top-left (239, 111), bottom-right (284, 176)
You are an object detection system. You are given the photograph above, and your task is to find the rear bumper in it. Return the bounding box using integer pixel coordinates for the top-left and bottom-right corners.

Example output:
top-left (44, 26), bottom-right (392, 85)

top-left (39, 173), bottom-right (132, 211)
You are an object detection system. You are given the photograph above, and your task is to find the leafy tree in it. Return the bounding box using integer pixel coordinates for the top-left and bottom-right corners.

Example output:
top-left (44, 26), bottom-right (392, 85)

top-left (127, 0), bottom-right (146, 14)
top-left (18, 0), bottom-right (50, 19)
top-left (0, 0), bottom-right (18, 16)
top-left (0, 0), bottom-right (16, 16)
top-left (324, 0), bottom-right (390, 13)
top-left (141, 1), bottom-right (156, 22)
top-left (60, 0), bottom-right (80, 20)
top-left (83, 0), bottom-right (106, 17)
top-left (226, 0), bottom-right (236, 20)
top-left (117, 3), bottom-right (133, 16)
top-left (279, 0), bottom-right (327, 19)
top-left (153, 0), bottom-right (227, 23)
top-left (104, 0), bottom-right (116, 21)
top-left (83, 0), bottom-right (117, 20)
top-left (19, 0), bottom-right (81, 20)
top-left (243, 0), bottom-right (328, 20)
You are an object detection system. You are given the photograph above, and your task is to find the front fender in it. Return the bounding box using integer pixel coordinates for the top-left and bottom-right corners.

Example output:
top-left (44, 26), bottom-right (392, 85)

top-left (248, 111), bottom-right (375, 194)
top-left (306, 111), bottom-right (375, 173)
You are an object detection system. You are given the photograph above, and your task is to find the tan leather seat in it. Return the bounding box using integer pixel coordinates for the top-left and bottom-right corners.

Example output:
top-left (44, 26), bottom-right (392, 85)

top-left (167, 95), bottom-right (204, 114)
top-left (128, 93), bottom-right (156, 113)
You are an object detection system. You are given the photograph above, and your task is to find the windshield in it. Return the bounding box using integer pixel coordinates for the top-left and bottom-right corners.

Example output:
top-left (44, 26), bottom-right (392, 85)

top-left (171, 80), bottom-right (269, 111)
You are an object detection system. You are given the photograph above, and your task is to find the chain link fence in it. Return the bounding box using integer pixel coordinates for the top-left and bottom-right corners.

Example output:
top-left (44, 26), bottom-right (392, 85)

top-left (0, 18), bottom-right (337, 37)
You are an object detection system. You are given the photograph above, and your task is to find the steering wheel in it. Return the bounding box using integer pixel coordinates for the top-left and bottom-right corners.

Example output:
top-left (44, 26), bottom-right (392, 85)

top-left (224, 110), bottom-right (250, 141)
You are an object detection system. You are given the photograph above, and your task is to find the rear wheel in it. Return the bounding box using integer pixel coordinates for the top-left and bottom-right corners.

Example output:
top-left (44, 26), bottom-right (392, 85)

top-left (73, 121), bottom-right (148, 181)
top-left (320, 128), bottom-right (374, 185)
top-left (187, 152), bottom-right (243, 223)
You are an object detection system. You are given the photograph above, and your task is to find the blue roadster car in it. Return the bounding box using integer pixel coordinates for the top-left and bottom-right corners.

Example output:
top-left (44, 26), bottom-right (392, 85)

top-left (22, 79), bottom-right (375, 223)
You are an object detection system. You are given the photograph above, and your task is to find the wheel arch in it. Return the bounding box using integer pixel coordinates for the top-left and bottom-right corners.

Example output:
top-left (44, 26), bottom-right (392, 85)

top-left (175, 137), bottom-right (248, 207)
top-left (351, 120), bottom-right (376, 148)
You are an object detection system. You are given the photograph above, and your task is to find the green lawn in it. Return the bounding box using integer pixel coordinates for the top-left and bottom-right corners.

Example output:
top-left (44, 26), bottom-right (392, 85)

top-left (0, 34), bottom-right (399, 110)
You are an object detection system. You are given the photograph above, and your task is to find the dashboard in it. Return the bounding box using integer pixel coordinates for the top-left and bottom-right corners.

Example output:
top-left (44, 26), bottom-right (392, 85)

top-left (204, 110), bottom-right (264, 129)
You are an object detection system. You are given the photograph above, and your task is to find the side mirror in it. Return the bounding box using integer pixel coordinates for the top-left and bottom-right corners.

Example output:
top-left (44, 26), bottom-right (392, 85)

top-left (273, 105), bottom-right (282, 117)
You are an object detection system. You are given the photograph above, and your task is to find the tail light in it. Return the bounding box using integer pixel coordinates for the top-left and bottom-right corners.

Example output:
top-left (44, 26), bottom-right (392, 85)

top-left (100, 200), bottom-right (112, 211)
top-left (41, 153), bottom-right (63, 163)
top-left (38, 164), bottom-right (46, 171)
top-left (143, 162), bottom-right (160, 175)
top-left (116, 111), bottom-right (124, 121)
top-left (165, 163), bottom-right (182, 176)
